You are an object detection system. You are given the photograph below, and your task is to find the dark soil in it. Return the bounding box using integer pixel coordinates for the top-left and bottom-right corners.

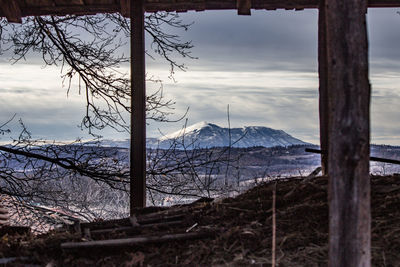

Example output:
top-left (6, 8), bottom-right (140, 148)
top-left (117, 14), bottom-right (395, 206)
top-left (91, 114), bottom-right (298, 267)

top-left (1, 175), bottom-right (400, 266)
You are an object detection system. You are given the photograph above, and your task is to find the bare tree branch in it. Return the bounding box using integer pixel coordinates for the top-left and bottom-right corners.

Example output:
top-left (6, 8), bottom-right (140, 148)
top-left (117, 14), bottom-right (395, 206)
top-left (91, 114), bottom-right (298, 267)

top-left (0, 13), bottom-right (194, 135)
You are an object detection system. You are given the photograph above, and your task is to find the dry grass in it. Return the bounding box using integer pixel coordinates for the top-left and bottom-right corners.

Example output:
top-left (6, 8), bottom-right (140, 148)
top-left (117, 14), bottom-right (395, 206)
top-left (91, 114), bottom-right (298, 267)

top-left (1, 175), bottom-right (400, 266)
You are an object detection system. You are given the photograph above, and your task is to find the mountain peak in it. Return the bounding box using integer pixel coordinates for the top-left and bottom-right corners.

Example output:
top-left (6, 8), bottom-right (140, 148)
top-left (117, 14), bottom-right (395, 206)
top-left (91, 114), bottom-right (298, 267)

top-left (160, 121), bottom-right (220, 141)
top-left (187, 121), bottom-right (211, 130)
top-left (156, 122), bottom-right (307, 149)
top-left (97, 122), bottom-right (308, 149)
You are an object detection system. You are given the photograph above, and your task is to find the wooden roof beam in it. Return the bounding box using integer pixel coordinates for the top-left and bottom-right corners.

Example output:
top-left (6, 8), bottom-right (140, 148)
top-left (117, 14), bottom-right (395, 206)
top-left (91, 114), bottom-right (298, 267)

top-left (9, 4), bottom-right (120, 17)
top-left (1, 1), bottom-right (400, 19)
top-left (0, 0), bottom-right (22, 23)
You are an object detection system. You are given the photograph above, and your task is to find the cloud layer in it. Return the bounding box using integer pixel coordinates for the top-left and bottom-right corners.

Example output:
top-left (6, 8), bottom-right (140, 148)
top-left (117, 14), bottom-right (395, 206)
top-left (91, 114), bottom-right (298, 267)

top-left (1, 8), bottom-right (400, 145)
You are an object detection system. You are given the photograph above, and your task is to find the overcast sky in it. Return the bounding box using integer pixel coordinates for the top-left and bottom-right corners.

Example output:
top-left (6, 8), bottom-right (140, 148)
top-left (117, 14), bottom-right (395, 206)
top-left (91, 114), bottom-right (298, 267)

top-left (1, 8), bottom-right (400, 145)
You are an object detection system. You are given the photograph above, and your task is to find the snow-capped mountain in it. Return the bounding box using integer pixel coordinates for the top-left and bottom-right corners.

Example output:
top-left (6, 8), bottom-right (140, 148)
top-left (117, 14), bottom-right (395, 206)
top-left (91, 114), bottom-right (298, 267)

top-left (97, 122), bottom-right (308, 149)
top-left (154, 121), bottom-right (308, 149)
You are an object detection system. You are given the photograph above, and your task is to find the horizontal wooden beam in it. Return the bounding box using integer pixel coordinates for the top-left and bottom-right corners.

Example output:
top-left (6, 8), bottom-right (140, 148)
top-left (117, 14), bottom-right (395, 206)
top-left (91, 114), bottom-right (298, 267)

top-left (89, 220), bottom-right (183, 236)
top-left (0, 0), bottom-right (400, 19)
top-left (2, 5), bottom-right (120, 18)
top-left (306, 148), bottom-right (400, 165)
top-left (61, 231), bottom-right (213, 249)
top-left (144, 0), bottom-right (400, 13)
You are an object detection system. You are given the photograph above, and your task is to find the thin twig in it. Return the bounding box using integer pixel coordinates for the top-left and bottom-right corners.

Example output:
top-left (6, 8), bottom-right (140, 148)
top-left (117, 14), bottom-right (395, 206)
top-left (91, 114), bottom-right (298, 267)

top-left (272, 183), bottom-right (277, 267)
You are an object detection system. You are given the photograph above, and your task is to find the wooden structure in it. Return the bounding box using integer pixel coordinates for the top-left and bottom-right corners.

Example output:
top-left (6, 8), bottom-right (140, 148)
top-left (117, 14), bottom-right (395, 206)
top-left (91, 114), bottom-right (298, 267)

top-left (1, 0), bottom-right (399, 265)
top-left (2, 0), bottom-right (400, 20)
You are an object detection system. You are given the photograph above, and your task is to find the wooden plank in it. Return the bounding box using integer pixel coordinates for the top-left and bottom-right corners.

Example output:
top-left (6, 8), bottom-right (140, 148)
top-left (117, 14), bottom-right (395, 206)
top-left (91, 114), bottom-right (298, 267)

top-left (89, 220), bottom-right (183, 236)
top-left (16, 5), bottom-right (119, 17)
top-left (80, 218), bottom-right (132, 230)
top-left (306, 148), bottom-right (400, 165)
top-left (61, 231), bottom-right (212, 249)
top-left (325, 0), bottom-right (371, 265)
top-left (80, 214), bottom-right (182, 232)
top-left (130, 0), bottom-right (147, 210)
top-left (237, 0), bottom-right (251, 15)
top-left (317, 0), bottom-right (328, 175)
top-left (144, 0), bottom-right (400, 12)
top-left (0, 0), bottom-right (22, 23)
top-left (139, 214), bottom-right (184, 224)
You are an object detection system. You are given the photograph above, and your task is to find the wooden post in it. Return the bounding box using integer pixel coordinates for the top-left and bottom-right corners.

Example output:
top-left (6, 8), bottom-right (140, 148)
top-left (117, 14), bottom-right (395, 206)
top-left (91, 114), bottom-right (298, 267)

top-left (325, 0), bottom-right (371, 266)
top-left (130, 0), bottom-right (146, 211)
top-left (318, 0), bottom-right (329, 175)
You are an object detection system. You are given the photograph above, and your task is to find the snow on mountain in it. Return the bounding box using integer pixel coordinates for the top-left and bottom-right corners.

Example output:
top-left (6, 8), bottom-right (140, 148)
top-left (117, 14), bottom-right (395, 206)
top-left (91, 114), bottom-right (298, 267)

top-left (153, 121), bottom-right (308, 149)
top-left (159, 121), bottom-right (211, 141)
top-left (97, 122), bottom-right (308, 149)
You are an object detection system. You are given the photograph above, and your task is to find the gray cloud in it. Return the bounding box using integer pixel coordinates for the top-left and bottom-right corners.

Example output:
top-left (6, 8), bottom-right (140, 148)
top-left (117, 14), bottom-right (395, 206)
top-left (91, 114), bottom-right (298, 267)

top-left (1, 9), bottom-right (400, 144)
top-left (147, 9), bottom-right (400, 145)
top-left (369, 8), bottom-right (400, 60)
top-left (148, 9), bottom-right (319, 73)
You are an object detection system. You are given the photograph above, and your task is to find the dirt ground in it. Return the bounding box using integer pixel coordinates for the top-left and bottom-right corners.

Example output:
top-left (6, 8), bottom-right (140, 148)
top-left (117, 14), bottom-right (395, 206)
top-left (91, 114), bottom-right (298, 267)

top-left (1, 175), bottom-right (400, 266)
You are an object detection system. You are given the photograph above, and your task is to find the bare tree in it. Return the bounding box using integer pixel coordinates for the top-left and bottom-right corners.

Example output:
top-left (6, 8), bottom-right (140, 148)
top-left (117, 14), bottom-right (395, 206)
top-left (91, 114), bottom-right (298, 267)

top-left (0, 12), bottom-right (194, 135)
top-left (0, 13), bottom-right (244, 226)
top-left (0, 119), bottom-right (240, 222)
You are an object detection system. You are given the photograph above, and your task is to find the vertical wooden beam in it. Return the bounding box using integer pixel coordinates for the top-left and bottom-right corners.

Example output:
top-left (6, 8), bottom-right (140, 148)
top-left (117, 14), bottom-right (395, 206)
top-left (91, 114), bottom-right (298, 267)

top-left (130, 0), bottom-right (146, 211)
top-left (325, 0), bottom-right (371, 266)
top-left (318, 0), bottom-right (329, 175)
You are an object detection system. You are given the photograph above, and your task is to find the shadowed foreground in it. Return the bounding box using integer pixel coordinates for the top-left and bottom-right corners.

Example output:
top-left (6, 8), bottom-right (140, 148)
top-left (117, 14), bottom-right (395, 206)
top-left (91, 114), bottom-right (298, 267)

top-left (0, 175), bottom-right (399, 266)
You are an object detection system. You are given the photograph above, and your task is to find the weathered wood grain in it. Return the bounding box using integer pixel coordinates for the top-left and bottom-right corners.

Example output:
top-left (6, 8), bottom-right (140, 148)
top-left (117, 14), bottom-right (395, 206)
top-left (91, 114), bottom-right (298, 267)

top-left (61, 231), bottom-right (212, 249)
top-left (1, 0), bottom-right (400, 19)
top-left (324, 0), bottom-right (371, 265)
top-left (318, 0), bottom-right (329, 176)
top-left (130, 0), bottom-right (147, 210)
